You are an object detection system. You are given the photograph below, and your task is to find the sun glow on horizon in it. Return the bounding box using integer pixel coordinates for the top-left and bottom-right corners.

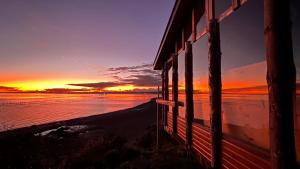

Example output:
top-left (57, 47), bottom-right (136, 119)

top-left (104, 85), bottom-right (153, 91)
top-left (1, 80), bottom-right (93, 91)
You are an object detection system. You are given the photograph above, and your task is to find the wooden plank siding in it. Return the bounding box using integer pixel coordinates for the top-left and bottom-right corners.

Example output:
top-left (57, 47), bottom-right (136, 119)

top-left (164, 114), bottom-right (271, 169)
top-left (177, 116), bottom-right (186, 141)
top-left (191, 122), bottom-right (271, 169)
top-left (192, 123), bottom-right (212, 162)
top-left (167, 111), bottom-right (173, 133)
top-left (221, 139), bottom-right (271, 169)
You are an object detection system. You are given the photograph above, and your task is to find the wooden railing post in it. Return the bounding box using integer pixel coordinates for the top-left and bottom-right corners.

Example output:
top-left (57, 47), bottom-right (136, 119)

top-left (172, 54), bottom-right (179, 135)
top-left (264, 0), bottom-right (297, 168)
top-left (185, 41), bottom-right (194, 148)
top-left (208, 19), bottom-right (222, 169)
top-left (164, 62), bottom-right (169, 127)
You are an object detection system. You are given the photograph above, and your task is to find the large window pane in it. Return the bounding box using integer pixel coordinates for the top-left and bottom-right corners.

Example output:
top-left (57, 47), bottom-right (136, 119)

top-left (220, 0), bottom-right (269, 150)
top-left (168, 67), bottom-right (173, 111)
top-left (178, 52), bottom-right (186, 117)
top-left (193, 35), bottom-right (210, 127)
top-left (291, 0), bottom-right (300, 162)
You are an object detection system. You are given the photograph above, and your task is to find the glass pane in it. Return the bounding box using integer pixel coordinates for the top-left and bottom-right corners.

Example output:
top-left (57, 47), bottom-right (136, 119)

top-left (196, 16), bottom-right (206, 34)
top-left (215, 0), bottom-right (232, 18)
top-left (220, 0), bottom-right (269, 150)
top-left (178, 52), bottom-right (186, 117)
top-left (195, 0), bottom-right (206, 34)
top-left (291, 0), bottom-right (300, 162)
top-left (193, 35), bottom-right (210, 127)
top-left (168, 67), bottom-right (173, 111)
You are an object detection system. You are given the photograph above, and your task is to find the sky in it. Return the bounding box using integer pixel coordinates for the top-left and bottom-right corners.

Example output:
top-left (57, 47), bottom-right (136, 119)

top-left (0, 0), bottom-right (174, 92)
top-left (0, 0), bottom-right (299, 93)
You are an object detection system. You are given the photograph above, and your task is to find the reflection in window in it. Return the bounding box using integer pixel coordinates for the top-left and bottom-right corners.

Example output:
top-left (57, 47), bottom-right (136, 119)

top-left (168, 67), bottom-right (173, 111)
top-left (178, 52), bottom-right (186, 118)
top-left (196, 14), bottom-right (206, 34)
top-left (195, 0), bottom-right (206, 34)
top-left (215, 0), bottom-right (232, 18)
top-left (220, 0), bottom-right (269, 150)
top-left (193, 36), bottom-right (210, 127)
top-left (291, 0), bottom-right (300, 162)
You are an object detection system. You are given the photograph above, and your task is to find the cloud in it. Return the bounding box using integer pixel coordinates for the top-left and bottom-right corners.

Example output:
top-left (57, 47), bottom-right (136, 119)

top-left (44, 88), bottom-right (90, 93)
top-left (69, 63), bottom-right (161, 91)
top-left (107, 63), bottom-right (160, 87)
top-left (106, 64), bottom-right (152, 72)
top-left (0, 86), bottom-right (21, 92)
top-left (121, 74), bottom-right (160, 86)
top-left (68, 81), bottom-right (128, 89)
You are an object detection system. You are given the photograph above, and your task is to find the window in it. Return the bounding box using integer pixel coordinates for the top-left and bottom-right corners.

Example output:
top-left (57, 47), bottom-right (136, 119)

top-left (291, 0), bottom-right (300, 162)
top-left (215, 0), bottom-right (232, 18)
top-left (220, 0), bottom-right (269, 150)
top-left (178, 52), bottom-right (186, 117)
top-left (193, 35), bottom-right (210, 127)
top-left (168, 67), bottom-right (173, 111)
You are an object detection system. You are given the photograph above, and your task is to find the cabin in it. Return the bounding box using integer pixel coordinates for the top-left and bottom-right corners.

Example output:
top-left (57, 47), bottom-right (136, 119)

top-left (154, 0), bottom-right (299, 168)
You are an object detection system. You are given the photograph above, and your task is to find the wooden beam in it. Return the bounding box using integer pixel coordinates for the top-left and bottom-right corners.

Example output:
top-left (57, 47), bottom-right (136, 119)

top-left (218, 0), bottom-right (247, 22)
top-left (208, 19), bottom-right (222, 169)
top-left (207, 0), bottom-right (215, 21)
top-left (264, 0), bottom-right (297, 168)
top-left (156, 99), bottom-right (184, 107)
top-left (167, 57), bottom-right (173, 65)
top-left (185, 41), bottom-right (194, 148)
top-left (172, 54), bottom-right (179, 135)
top-left (232, 0), bottom-right (241, 10)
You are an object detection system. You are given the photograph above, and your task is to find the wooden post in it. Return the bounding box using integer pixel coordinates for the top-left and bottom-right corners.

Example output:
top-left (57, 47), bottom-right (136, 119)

top-left (164, 62), bottom-right (169, 127)
top-left (264, 0), bottom-right (297, 168)
top-left (172, 54), bottom-right (179, 135)
top-left (208, 19), bottom-right (222, 169)
top-left (185, 41), bottom-right (194, 148)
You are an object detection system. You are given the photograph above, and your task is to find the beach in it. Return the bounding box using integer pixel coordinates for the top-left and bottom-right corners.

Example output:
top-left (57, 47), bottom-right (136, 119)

top-left (0, 99), bottom-right (202, 169)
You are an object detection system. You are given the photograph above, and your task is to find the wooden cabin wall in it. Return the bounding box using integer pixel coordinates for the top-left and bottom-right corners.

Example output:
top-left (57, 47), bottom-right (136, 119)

top-left (159, 0), bottom-right (298, 168)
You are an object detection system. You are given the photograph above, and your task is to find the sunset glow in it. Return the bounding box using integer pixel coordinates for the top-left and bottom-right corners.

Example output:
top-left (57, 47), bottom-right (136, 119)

top-left (105, 85), bottom-right (153, 92)
top-left (1, 80), bottom-right (92, 91)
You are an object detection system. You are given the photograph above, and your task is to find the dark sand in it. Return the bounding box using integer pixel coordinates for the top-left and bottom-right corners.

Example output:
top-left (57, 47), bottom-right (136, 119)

top-left (0, 99), bottom-right (202, 169)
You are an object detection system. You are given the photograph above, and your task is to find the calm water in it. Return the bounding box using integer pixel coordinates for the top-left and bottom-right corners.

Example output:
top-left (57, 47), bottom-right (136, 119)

top-left (0, 93), bottom-right (155, 131)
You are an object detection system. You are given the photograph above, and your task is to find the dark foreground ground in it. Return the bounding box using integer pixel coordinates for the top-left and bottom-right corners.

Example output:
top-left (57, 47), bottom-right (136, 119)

top-left (0, 99), bottom-right (203, 169)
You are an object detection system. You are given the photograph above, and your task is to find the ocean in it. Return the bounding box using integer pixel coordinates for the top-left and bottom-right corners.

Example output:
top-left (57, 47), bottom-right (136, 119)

top-left (0, 93), bottom-right (156, 131)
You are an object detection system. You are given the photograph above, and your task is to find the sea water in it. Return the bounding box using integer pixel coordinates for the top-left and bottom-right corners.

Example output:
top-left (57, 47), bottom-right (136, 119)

top-left (0, 93), bottom-right (155, 131)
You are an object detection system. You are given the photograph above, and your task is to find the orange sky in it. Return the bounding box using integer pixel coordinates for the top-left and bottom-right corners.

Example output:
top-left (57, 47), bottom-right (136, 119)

top-left (0, 61), bottom-right (299, 94)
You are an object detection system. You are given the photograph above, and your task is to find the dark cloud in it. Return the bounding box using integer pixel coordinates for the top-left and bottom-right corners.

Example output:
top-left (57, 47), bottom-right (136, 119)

top-left (107, 64), bottom-right (152, 72)
top-left (121, 74), bottom-right (160, 86)
top-left (0, 86), bottom-right (20, 92)
top-left (68, 81), bottom-right (128, 89)
top-left (70, 63), bottom-right (161, 90)
top-left (107, 63), bottom-right (160, 87)
top-left (44, 88), bottom-right (90, 93)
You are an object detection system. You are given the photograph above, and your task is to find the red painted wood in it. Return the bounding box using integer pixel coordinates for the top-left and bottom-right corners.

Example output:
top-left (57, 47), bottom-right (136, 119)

top-left (192, 123), bottom-right (212, 162)
top-left (222, 139), bottom-right (271, 169)
top-left (177, 117), bottom-right (186, 140)
top-left (166, 115), bottom-right (271, 169)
